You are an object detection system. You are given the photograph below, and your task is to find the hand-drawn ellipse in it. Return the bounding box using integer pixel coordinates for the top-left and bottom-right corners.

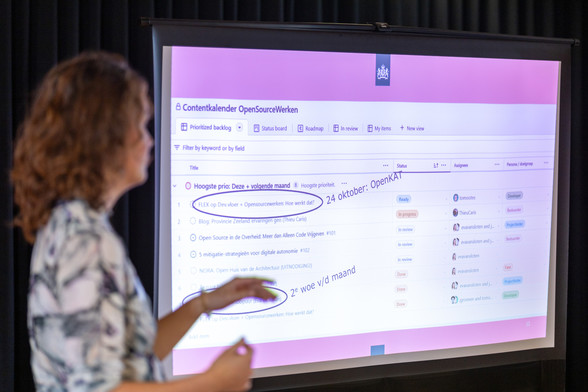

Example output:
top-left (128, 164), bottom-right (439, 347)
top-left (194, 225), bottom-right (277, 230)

top-left (192, 189), bottom-right (323, 219)
top-left (182, 286), bottom-right (288, 315)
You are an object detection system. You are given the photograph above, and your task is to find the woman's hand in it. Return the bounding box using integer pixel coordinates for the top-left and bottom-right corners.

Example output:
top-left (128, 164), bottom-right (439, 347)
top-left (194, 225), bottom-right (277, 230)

top-left (202, 277), bottom-right (276, 313)
top-left (115, 339), bottom-right (255, 392)
top-left (204, 339), bottom-right (254, 391)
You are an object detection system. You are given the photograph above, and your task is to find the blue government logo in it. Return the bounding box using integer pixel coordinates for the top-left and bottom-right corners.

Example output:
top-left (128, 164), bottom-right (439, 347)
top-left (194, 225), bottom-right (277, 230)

top-left (375, 54), bottom-right (391, 86)
top-left (377, 64), bottom-right (389, 80)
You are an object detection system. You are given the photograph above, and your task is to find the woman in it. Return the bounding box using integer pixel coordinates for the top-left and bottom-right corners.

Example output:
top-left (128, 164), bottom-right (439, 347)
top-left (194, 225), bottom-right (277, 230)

top-left (12, 51), bottom-right (275, 391)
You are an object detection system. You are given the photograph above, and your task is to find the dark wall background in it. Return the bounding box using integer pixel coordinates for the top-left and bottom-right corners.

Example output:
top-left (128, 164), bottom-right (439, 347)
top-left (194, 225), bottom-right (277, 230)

top-left (1, 1), bottom-right (586, 391)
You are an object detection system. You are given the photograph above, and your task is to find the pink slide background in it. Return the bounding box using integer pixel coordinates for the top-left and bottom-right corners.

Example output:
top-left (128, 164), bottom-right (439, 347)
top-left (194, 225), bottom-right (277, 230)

top-left (171, 47), bottom-right (559, 104)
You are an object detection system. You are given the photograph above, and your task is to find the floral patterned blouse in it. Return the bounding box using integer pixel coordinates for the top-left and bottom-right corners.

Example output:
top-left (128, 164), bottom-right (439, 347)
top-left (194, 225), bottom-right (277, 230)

top-left (28, 200), bottom-right (165, 391)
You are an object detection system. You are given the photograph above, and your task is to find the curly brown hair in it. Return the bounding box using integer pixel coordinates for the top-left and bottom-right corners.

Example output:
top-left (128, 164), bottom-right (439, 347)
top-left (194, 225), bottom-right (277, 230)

top-left (11, 51), bottom-right (150, 243)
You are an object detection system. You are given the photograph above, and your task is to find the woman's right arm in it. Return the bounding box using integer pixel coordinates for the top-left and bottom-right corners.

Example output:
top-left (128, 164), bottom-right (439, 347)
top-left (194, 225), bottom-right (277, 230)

top-left (113, 339), bottom-right (253, 392)
top-left (154, 277), bottom-right (275, 360)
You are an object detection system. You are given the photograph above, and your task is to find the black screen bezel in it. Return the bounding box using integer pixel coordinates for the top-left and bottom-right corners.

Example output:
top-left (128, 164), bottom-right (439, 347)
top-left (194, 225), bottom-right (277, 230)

top-left (147, 19), bottom-right (572, 391)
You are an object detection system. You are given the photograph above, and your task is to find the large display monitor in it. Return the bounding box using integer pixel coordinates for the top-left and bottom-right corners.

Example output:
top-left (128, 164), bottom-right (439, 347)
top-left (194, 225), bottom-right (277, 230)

top-left (149, 20), bottom-right (571, 390)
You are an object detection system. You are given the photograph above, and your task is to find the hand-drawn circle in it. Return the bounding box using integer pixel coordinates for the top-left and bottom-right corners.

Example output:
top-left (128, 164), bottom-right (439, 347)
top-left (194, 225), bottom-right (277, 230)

top-left (192, 189), bottom-right (323, 219)
top-left (181, 286), bottom-right (288, 315)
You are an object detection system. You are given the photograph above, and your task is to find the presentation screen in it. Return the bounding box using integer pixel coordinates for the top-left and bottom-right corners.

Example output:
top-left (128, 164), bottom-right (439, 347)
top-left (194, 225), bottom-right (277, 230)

top-left (152, 21), bottom-right (570, 388)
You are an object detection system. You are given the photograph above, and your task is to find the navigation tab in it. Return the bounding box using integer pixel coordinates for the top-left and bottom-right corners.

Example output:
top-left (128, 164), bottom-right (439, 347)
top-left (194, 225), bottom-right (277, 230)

top-left (175, 118), bottom-right (247, 138)
top-left (367, 124), bottom-right (395, 134)
top-left (296, 123), bottom-right (328, 135)
top-left (250, 123), bottom-right (292, 136)
top-left (330, 123), bottom-right (362, 134)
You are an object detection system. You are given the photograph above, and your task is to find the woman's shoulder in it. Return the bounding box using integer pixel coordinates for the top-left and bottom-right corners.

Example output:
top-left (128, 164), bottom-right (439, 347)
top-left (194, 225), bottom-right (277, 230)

top-left (50, 199), bottom-right (109, 231)
top-left (42, 199), bottom-right (120, 242)
top-left (33, 199), bottom-right (127, 274)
